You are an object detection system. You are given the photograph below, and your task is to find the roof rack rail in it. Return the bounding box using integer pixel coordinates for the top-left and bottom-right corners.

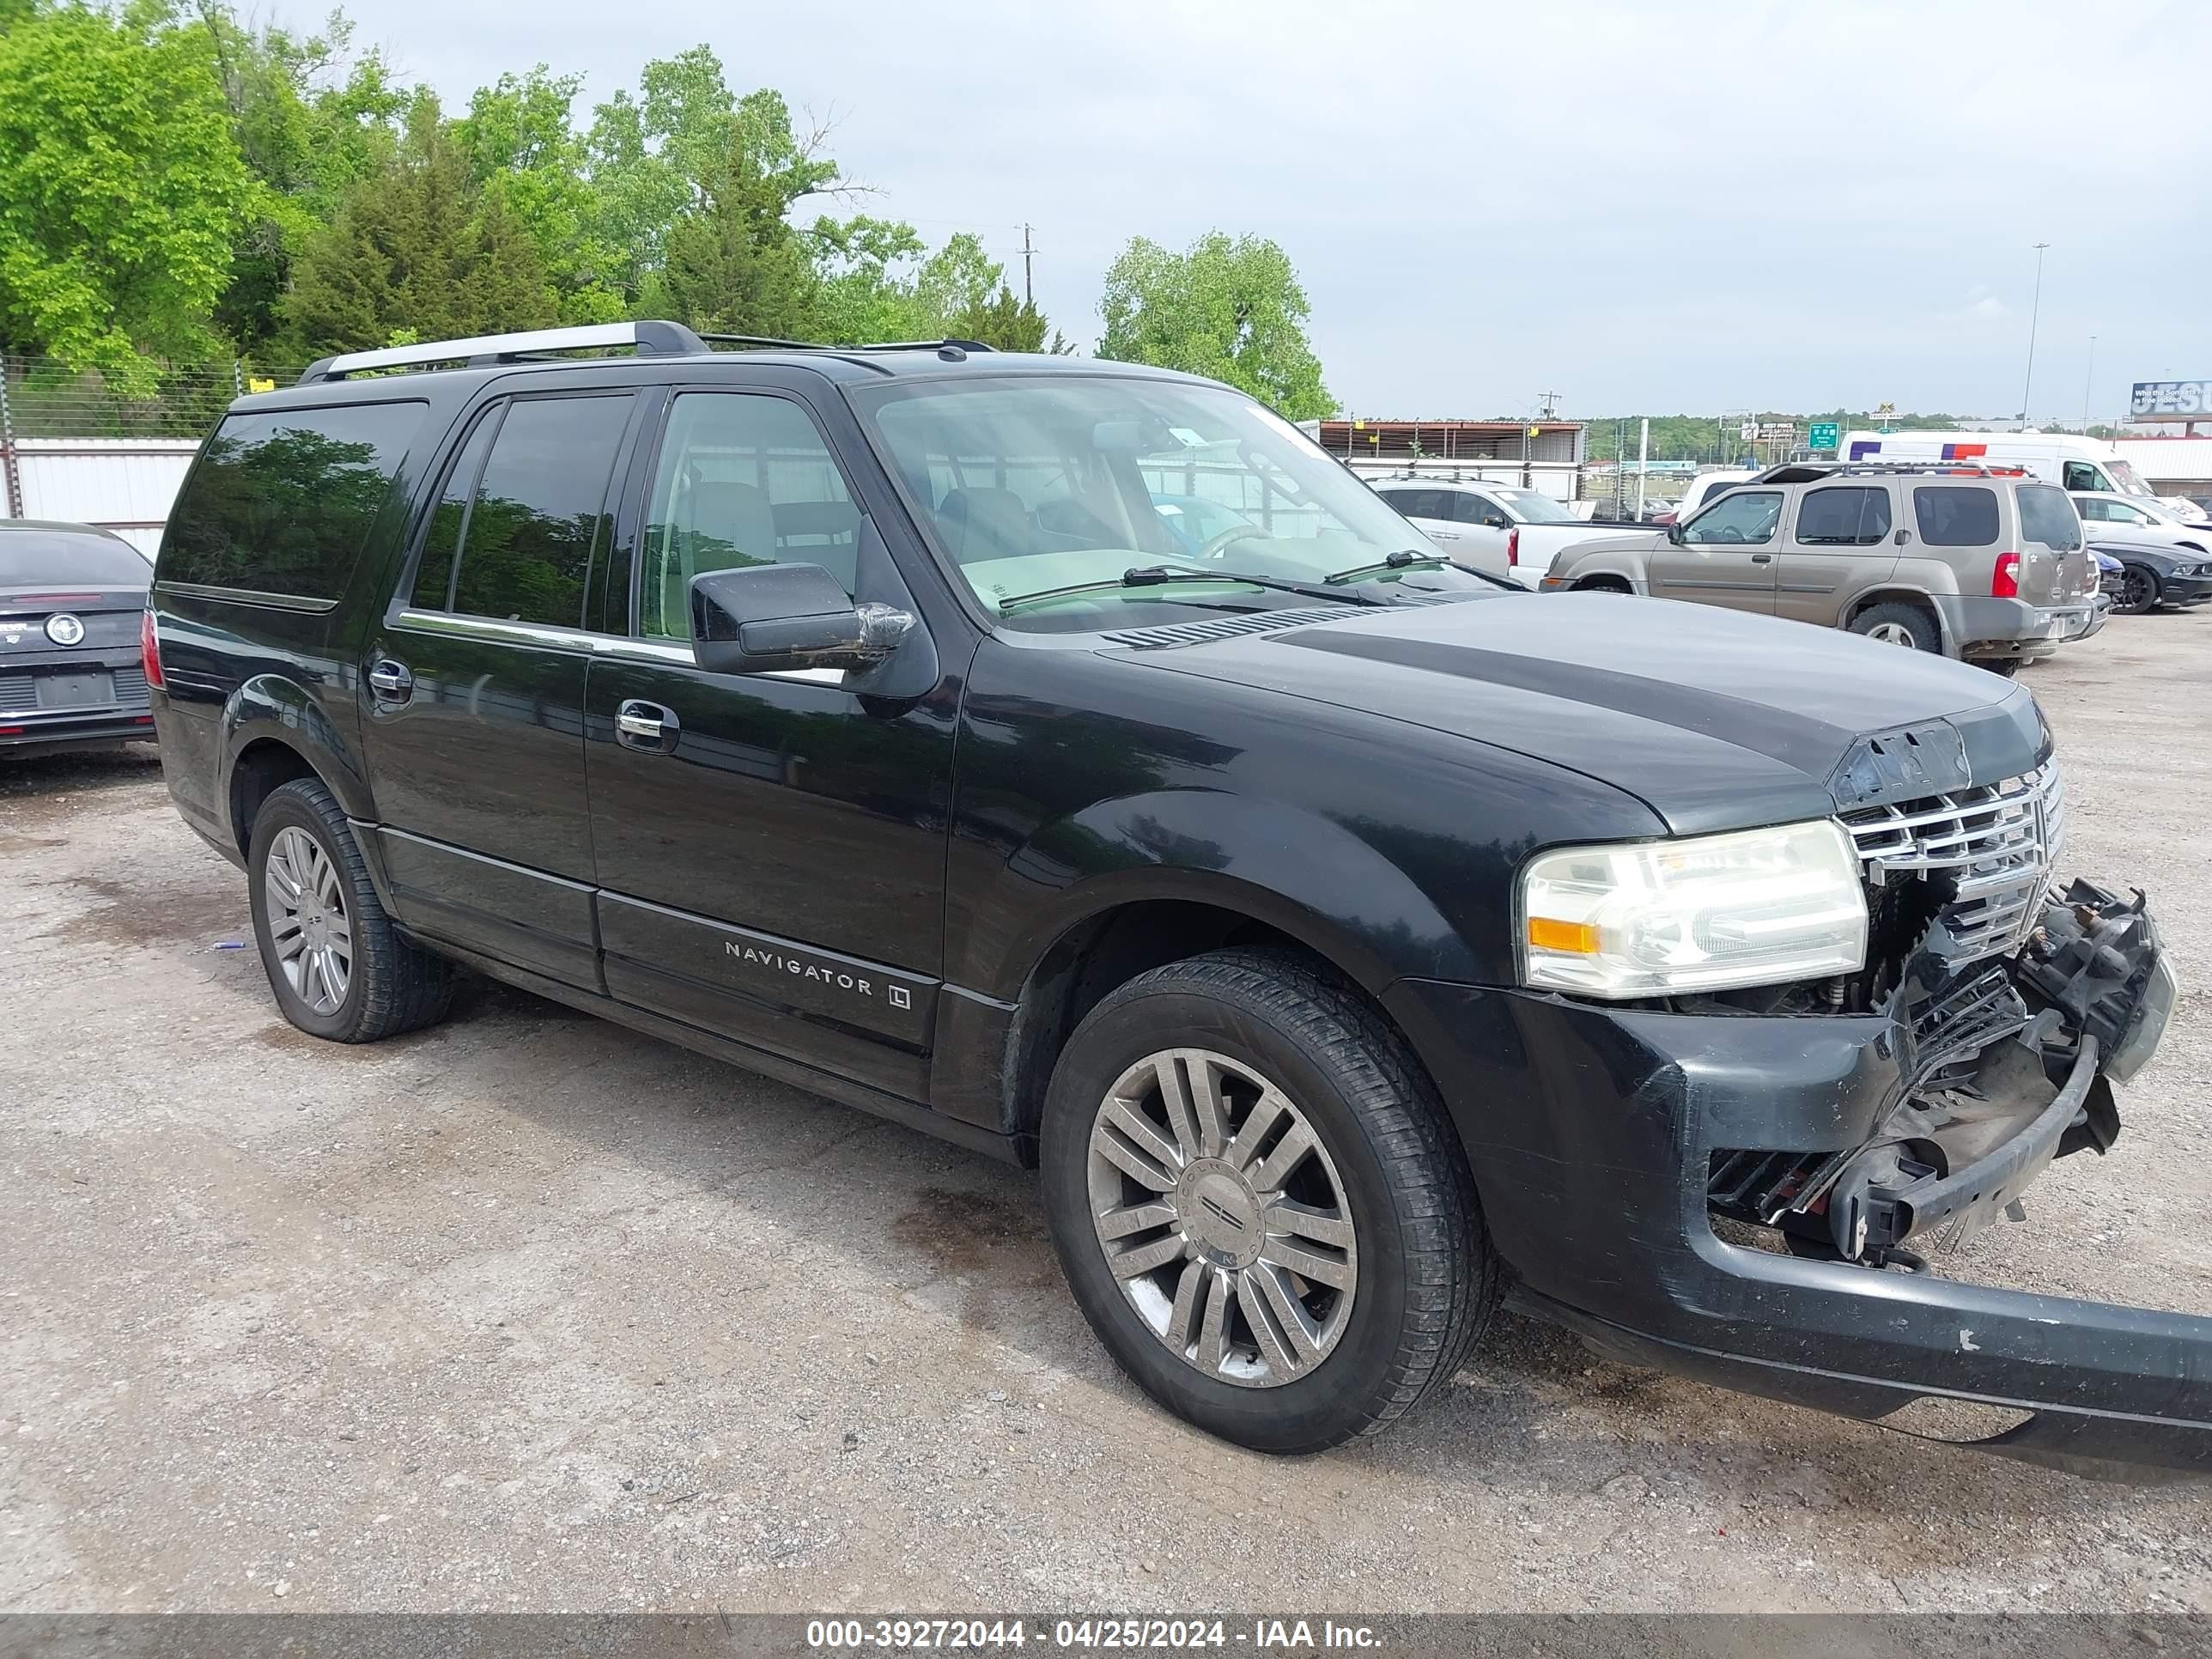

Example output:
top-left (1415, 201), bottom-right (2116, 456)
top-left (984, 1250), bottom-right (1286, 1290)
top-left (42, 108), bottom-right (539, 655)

top-left (1755, 459), bottom-right (2033, 483)
top-left (694, 332), bottom-right (995, 356)
top-left (296, 320), bottom-right (709, 386)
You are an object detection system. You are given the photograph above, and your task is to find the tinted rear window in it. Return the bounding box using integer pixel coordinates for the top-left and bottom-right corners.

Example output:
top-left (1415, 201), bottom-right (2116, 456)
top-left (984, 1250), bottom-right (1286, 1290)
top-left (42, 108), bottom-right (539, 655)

top-left (161, 401), bottom-right (428, 599)
top-left (2017, 483), bottom-right (2082, 550)
top-left (1912, 486), bottom-right (2000, 548)
top-left (1794, 486), bottom-right (1892, 546)
top-left (0, 533), bottom-right (149, 586)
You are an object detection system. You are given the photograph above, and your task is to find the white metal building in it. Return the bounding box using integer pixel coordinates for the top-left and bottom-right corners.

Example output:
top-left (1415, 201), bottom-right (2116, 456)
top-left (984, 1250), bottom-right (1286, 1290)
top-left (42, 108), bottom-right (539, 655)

top-left (2, 437), bottom-right (195, 556)
top-left (2114, 437), bottom-right (2212, 497)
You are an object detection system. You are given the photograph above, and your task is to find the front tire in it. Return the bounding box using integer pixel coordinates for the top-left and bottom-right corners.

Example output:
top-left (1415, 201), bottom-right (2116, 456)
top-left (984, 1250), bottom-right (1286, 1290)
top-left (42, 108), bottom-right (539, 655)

top-left (246, 777), bottom-right (453, 1042)
top-left (1040, 949), bottom-right (1496, 1452)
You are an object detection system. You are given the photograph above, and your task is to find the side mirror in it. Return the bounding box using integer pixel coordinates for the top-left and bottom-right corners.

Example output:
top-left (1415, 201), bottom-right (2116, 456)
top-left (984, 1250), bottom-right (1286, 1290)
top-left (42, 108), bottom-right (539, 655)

top-left (690, 562), bottom-right (914, 677)
top-left (1666, 522), bottom-right (1685, 545)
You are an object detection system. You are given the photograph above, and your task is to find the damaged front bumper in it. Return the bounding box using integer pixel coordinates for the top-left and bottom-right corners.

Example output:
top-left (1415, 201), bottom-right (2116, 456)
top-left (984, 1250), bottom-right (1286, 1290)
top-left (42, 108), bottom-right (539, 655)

top-left (1388, 879), bottom-right (2201, 1483)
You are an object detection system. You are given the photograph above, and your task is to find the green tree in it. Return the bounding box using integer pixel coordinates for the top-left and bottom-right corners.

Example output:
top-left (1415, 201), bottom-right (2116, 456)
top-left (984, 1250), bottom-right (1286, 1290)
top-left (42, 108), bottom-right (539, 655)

top-left (652, 131), bottom-right (818, 337)
top-left (1097, 233), bottom-right (1332, 418)
top-left (585, 49), bottom-right (837, 309)
top-left (0, 1), bottom-right (255, 389)
top-left (458, 66), bottom-right (622, 324)
top-left (810, 214), bottom-right (928, 342)
top-left (284, 94), bottom-right (556, 355)
top-left (951, 283), bottom-right (1066, 353)
top-left (197, 3), bottom-right (411, 351)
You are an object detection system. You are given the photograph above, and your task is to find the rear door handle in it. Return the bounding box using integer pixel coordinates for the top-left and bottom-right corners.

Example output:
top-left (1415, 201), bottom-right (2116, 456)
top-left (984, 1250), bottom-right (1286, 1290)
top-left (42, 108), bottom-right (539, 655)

top-left (367, 659), bottom-right (413, 702)
top-left (616, 699), bottom-right (680, 753)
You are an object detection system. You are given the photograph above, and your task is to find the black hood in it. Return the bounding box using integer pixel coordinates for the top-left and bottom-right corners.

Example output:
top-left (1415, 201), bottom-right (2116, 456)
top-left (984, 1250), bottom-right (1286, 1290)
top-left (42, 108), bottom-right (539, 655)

top-left (1115, 592), bottom-right (2050, 836)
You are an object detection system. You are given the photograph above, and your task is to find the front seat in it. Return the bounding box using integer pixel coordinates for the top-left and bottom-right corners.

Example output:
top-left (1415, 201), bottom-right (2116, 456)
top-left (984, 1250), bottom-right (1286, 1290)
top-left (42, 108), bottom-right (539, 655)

top-left (663, 481), bottom-right (781, 631)
top-left (939, 487), bottom-right (1032, 566)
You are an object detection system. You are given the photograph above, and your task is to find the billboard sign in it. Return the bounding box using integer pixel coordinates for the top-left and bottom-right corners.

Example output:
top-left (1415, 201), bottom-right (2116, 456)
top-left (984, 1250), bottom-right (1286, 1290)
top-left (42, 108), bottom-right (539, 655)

top-left (2130, 380), bottom-right (2212, 421)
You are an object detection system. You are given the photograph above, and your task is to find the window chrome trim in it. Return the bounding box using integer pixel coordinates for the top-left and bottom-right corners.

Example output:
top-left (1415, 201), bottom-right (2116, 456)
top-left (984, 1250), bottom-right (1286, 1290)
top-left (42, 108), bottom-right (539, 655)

top-left (389, 609), bottom-right (846, 682)
top-left (155, 580), bottom-right (339, 613)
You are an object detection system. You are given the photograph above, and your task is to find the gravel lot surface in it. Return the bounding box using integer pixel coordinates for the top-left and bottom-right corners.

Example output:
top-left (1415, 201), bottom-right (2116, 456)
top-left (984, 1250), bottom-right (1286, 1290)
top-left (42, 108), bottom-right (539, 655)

top-left (2, 615), bottom-right (2208, 1616)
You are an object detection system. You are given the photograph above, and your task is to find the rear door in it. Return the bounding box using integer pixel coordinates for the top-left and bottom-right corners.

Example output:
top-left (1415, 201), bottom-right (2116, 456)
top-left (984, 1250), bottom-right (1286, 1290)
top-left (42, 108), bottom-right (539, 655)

top-left (359, 387), bottom-right (645, 988)
top-left (1646, 488), bottom-right (1783, 612)
top-left (1372, 485), bottom-right (1460, 548)
top-left (582, 385), bottom-right (956, 1102)
top-left (1773, 483), bottom-right (1898, 626)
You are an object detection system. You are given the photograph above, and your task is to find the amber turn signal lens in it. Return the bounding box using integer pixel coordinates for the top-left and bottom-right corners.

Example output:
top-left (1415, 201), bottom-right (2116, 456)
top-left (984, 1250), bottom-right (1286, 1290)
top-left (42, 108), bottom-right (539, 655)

top-left (1526, 916), bottom-right (1601, 954)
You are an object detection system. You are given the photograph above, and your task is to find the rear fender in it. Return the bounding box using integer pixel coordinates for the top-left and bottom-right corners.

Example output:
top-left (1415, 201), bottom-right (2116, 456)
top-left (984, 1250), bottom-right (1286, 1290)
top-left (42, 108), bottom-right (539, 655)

top-left (215, 674), bottom-right (376, 851)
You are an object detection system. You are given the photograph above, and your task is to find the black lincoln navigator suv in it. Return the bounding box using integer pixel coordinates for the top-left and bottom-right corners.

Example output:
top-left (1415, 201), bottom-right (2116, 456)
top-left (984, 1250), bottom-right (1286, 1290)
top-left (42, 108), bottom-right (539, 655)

top-left (147, 322), bottom-right (2195, 1478)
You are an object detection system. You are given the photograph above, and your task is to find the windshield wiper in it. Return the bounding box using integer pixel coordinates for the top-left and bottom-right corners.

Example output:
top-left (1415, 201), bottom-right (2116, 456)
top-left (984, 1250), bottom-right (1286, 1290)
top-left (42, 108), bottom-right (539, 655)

top-left (997, 563), bottom-right (1386, 612)
top-left (1324, 548), bottom-right (1449, 583)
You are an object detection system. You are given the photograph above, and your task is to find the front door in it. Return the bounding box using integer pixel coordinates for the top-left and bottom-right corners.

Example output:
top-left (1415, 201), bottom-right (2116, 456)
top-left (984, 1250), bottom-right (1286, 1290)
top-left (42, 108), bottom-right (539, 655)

top-left (1647, 488), bottom-right (1784, 612)
top-left (360, 388), bottom-right (643, 987)
top-left (1773, 483), bottom-right (1898, 627)
top-left (583, 387), bottom-right (956, 1102)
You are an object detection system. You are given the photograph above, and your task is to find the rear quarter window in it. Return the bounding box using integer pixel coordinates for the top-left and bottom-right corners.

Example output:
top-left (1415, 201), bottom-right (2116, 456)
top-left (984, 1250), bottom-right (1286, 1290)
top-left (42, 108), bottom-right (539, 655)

top-left (1912, 486), bottom-right (2000, 548)
top-left (160, 400), bottom-right (429, 599)
top-left (2017, 483), bottom-right (2082, 550)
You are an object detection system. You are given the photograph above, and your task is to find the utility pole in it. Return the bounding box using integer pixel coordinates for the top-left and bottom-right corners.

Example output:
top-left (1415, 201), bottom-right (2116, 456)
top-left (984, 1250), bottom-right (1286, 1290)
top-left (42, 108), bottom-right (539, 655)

top-left (2082, 334), bottom-right (2097, 429)
top-left (1537, 390), bottom-right (1562, 420)
top-left (2021, 241), bottom-right (2050, 427)
top-left (1021, 223), bottom-right (1035, 307)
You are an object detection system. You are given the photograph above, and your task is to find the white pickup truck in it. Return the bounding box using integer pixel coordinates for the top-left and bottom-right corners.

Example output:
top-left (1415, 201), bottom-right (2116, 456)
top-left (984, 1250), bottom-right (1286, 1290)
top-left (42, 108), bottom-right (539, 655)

top-left (1365, 477), bottom-right (1609, 588)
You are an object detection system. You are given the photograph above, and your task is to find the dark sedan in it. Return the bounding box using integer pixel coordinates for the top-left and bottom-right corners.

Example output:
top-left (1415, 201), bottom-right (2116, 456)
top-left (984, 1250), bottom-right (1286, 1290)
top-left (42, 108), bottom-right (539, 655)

top-left (1, 520), bottom-right (157, 757)
top-left (2095, 539), bottom-right (2212, 615)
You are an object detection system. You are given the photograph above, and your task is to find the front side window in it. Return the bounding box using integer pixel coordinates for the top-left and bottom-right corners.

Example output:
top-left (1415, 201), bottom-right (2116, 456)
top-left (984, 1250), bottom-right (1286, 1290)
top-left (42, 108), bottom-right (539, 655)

top-left (411, 394), bottom-right (633, 626)
top-left (1681, 490), bottom-right (1783, 545)
top-left (162, 400), bottom-right (427, 599)
top-left (1913, 486), bottom-right (2000, 548)
top-left (1453, 493), bottom-right (1510, 528)
top-left (2063, 460), bottom-right (2103, 492)
top-left (1792, 486), bottom-right (1892, 546)
top-left (852, 375), bottom-right (1493, 629)
top-left (2017, 483), bottom-right (2083, 550)
top-left (637, 392), bottom-right (856, 640)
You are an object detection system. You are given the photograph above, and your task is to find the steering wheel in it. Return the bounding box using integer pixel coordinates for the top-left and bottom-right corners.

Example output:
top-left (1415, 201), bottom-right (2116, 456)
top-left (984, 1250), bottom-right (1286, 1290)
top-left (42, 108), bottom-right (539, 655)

top-left (1715, 526), bottom-right (1745, 544)
top-left (1195, 524), bottom-right (1268, 561)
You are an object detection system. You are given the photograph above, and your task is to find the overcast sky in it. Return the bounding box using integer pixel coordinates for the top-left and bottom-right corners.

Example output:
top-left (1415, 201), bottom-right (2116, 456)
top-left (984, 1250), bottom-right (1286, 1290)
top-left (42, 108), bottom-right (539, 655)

top-left (337, 0), bottom-right (2209, 421)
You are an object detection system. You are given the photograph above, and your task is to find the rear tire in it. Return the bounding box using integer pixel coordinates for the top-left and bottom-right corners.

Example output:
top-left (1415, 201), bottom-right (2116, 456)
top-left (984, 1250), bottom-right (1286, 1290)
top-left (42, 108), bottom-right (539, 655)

top-left (246, 777), bottom-right (453, 1042)
top-left (1039, 948), bottom-right (1496, 1453)
top-left (2115, 565), bottom-right (2159, 615)
top-left (1849, 602), bottom-right (1941, 652)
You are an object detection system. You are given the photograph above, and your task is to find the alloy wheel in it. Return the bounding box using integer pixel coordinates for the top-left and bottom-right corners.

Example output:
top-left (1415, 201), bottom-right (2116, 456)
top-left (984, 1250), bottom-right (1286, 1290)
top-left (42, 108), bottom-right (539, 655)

top-left (264, 825), bottom-right (353, 1016)
top-left (1085, 1048), bottom-right (1357, 1389)
top-left (2121, 568), bottom-right (2155, 613)
top-left (1867, 621), bottom-right (1918, 647)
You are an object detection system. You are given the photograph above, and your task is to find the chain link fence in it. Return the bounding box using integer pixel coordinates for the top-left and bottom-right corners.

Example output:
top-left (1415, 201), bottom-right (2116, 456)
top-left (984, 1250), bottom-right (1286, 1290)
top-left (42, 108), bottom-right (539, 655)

top-left (0, 354), bottom-right (307, 441)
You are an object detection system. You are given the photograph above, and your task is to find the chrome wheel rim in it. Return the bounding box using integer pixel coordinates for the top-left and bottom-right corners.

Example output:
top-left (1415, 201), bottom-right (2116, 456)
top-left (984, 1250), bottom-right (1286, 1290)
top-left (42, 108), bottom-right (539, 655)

top-left (1086, 1048), bottom-right (1357, 1389)
top-left (1868, 621), bottom-right (1917, 646)
top-left (264, 826), bottom-right (352, 1017)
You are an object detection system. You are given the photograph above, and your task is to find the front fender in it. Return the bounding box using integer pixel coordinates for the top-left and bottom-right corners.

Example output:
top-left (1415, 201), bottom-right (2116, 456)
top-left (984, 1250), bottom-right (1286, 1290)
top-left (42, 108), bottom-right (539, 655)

top-left (963, 788), bottom-right (1489, 1003)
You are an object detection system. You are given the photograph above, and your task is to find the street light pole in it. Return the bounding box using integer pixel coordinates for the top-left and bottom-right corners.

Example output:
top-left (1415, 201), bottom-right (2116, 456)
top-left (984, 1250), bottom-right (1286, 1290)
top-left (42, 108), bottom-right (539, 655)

top-left (2082, 333), bottom-right (2097, 429)
top-left (2021, 241), bottom-right (2050, 427)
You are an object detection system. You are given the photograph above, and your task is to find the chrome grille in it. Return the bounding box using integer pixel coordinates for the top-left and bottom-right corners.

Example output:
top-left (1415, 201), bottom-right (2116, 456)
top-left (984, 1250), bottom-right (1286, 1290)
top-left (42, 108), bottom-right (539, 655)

top-left (1840, 762), bottom-right (2064, 962)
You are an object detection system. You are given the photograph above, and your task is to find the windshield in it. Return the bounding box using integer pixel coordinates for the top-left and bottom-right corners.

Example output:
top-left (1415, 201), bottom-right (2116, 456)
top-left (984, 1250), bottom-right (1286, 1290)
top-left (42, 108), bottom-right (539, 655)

top-left (2108, 459), bottom-right (2151, 496)
top-left (1493, 488), bottom-right (1577, 525)
top-left (0, 532), bottom-right (150, 586)
top-left (853, 374), bottom-right (1492, 629)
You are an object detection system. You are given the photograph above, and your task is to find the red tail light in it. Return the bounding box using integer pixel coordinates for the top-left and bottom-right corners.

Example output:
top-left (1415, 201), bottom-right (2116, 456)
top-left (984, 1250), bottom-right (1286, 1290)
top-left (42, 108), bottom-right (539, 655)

top-left (1992, 552), bottom-right (2021, 599)
top-left (141, 608), bottom-right (165, 690)
top-left (1506, 527), bottom-right (1520, 567)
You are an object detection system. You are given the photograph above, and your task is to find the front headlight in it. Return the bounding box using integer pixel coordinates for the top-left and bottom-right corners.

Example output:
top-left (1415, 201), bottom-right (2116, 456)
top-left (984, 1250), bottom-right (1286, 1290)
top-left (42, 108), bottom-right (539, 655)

top-left (1519, 819), bottom-right (1868, 998)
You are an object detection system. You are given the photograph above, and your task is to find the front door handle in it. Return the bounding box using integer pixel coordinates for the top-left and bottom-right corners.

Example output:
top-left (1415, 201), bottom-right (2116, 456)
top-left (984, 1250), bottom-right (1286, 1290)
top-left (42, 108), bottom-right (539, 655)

top-left (367, 659), bottom-right (413, 702)
top-left (1750, 552), bottom-right (1773, 562)
top-left (615, 699), bottom-right (680, 753)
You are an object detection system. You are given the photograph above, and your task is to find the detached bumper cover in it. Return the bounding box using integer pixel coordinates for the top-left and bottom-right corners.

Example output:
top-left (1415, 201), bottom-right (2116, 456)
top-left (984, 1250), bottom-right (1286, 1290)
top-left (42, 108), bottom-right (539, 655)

top-left (1935, 595), bottom-right (2102, 659)
top-left (1389, 881), bottom-right (2203, 1481)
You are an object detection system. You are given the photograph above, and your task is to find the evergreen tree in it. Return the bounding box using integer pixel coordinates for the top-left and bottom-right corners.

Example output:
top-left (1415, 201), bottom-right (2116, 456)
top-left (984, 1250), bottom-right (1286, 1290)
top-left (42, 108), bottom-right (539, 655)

top-left (285, 96), bottom-right (556, 355)
top-left (655, 134), bottom-right (818, 338)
